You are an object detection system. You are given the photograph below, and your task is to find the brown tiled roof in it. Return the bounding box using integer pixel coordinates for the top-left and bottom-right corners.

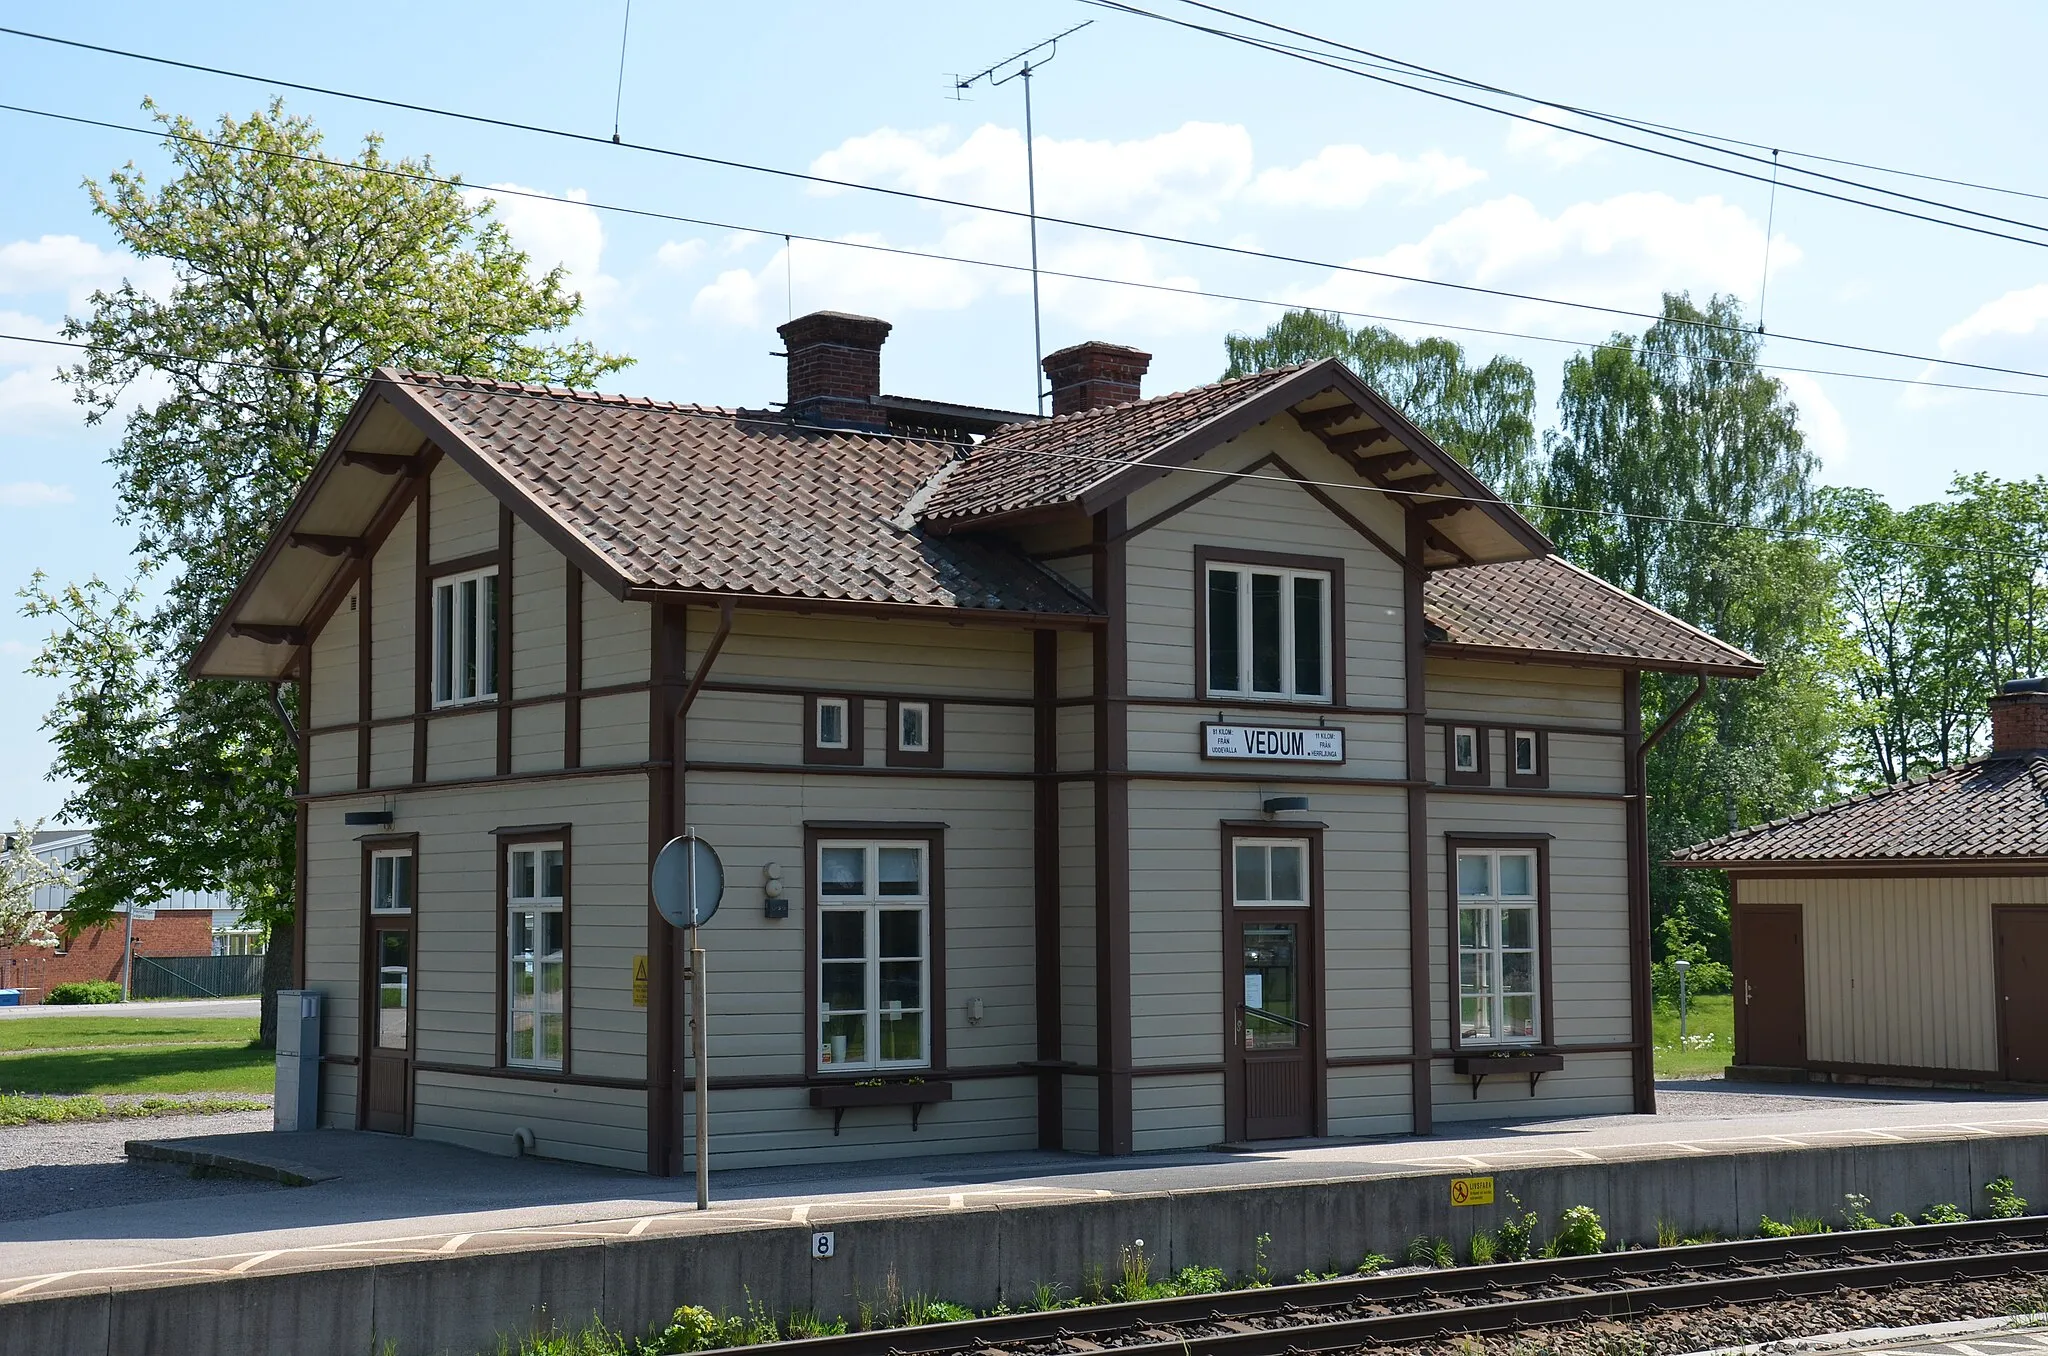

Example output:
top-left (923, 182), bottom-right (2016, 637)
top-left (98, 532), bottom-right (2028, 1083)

top-left (391, 372), bottom-right (1099, 617)
top-left (1670, 755), bottom-right (2048, 865)
top-left (1424, 556), bottom-right (1762, 675)
top-left (920, 366), bottom-right (1310, 523)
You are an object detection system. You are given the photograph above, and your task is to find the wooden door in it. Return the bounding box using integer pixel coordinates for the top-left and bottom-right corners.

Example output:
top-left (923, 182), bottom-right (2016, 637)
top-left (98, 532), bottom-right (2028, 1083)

top-left (1736, 905), bottom-right (1806, 1069)
top-left (1996, 907), bottom-right (2048, 1083)
top-left (1226, 912), bottom-right (1316, 1140)
top-left (361, 918), bottom-right (415, 1133)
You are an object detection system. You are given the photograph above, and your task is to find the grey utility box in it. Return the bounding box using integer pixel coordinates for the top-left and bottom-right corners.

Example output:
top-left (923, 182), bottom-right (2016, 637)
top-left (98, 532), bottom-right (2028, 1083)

top-left (273, 989), bottom-right (322, 1132)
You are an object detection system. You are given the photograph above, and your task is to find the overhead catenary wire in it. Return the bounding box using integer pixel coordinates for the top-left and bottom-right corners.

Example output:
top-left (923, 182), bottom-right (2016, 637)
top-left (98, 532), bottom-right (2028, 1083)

top-left (5, 98), bottom-right (2047, 409)
top-left (1, 27), bottom-right (2043, 387)
top-left (9, 327), bottom-right (2042, 571)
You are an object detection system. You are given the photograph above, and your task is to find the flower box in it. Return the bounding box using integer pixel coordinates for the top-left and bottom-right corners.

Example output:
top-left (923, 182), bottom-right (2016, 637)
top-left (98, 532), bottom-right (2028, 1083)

top-left (808, 1080), bottom-right (954, 1134)
top-left (1452, 1052), bottom-right (1565, 1098)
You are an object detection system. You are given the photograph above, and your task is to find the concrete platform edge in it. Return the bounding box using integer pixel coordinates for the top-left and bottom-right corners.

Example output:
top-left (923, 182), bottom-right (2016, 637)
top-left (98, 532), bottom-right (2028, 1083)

top-left (124, 1138), bottom-right (339, 1187)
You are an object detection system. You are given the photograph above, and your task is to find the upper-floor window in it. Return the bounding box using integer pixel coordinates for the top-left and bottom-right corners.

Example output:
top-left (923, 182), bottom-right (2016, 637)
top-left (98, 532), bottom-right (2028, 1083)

top-left (432, 566), bottom-right (500, 707)
top-left (1512, 730), bottom-right (1538, 776)
top-left (1205, 561), bottom-right (1331, 702)
top-left (805, 695), bottom-right (863, 766)
top-left (816, 697), bottom-right (850, 749)
top-left (897, 702), bottom-right (930, 753)
top-left (1456, 847), bottom-right (1540, 1045)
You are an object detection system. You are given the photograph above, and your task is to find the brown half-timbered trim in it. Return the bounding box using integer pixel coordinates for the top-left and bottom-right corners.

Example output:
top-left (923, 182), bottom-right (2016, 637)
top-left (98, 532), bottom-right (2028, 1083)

top-left (1425, 716), bottom-right (1626, 740)
top-left (1218, 817), bottom-right (1327, 1141)
top-left (412, 1061), bottom-right (647, 1091)
top-left (1504, 728), bottom-right (1550, 790)
top-left (1192, 545), bottom-right (1348, 708)
top-left (1032, 629), bottom-right (1063, 1148)
top-left (802, 821), bottom-right (949, 1080)
top-left (647, 603), bottom-right (688, 1176)
top-left (1120, 454), bottom-right (1410, 573)
top-left (1443, 722), bottom-right (1489, 786)
top-left (804, 694), bottom-right (866, 766)
top-left (1402, 533), bottom-right (1431, 1134)
top-left (1443, 831), bottom-right (1556, 1057)
top-left (496, 826), bottom-right (572, 1076)
top-left (1096, 504), bottom-right (1134, 1155)
top-left (294, 670), bottom-right (310, 990)
top-left (1092, 694), bottom-right (1415, 717)
top-left (1623, 671), bottom-right (1654, 1113)
top-left (357, 568), bottom-right (372, 790)
top-left (713, 680), bottom-right (1035, 709)
top-left (412, 468), bottom-right (432, 784)
top-left (565, 562), bottom-right (584, 769)
top-left (496, 505), bottom-right (514, 776)
top-left (424, 547), bottom-right (502, 578)
top-left (298, 761), bottom-right (663, 803)
top-left (884, 698), bottom-right (945, 768)
top-left (303, 679), bottom-right (653, 738)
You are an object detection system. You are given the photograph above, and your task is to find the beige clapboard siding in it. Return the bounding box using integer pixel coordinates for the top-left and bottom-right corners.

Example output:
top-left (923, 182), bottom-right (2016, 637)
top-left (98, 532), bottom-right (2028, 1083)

top-left (1328, 1065), bottom-right (1411, 1137)
top-left (683, 690), bottom-right (1033, 772)
top-left (1321, 792), bottom-right (1416, 1057)
top-left (1426, 658), bottom-right (1624, 727)
top-left (582, 577), bottom-right (648, 688)
top-left (510, 702), bottom-right (565, 773)
top-left (1059, 779), bottom-right (1097, 1068)
top-left (1132, 1073), bottom-right (1222, 1151)
top-left (309, 591), bottom-right (360, 728)
top-left (411, 1070), bottom-right (647, 1171)
top-left (581, 691), bottom-right (650, 768)
top-left (369, 723), bottom-right (412, 787)
top-left (1425, 729), bottom-right (1625, 794)
top-left (1425, 794), bottom-right (1631, 1049)
top-left (1062, 1074), bottom-right (1099, 1153)
top-left (1128, 706), bottom-right (1406, 780)
top-left (308, 731), bottom-right (356, 795)
top-left (1738, 876), bottom-right (2038, 1073)
top-left (426, 708), bottom-right (497, 782)
top-left (1432, 1049), bottom-right (1631, 1122)
top-left (1057, 705), bottom-right (1093, 774)
top-left (369, 503), bottom-right (416, 721)
top-left (511, 519), bottom-right (566, 700)
top-left (427, 458), bottom-right (499, 562)
top-left (1124, 431), bottom-right (1409, 704)
top-left (305, 807), bottom-right (363, 1063)
top-left (692, 1079), bottom-right (1037, 1169)
top-left (1057, 629), bottom-right (1093, 701)
top-left (698, 609), bottom-right (1034, 699)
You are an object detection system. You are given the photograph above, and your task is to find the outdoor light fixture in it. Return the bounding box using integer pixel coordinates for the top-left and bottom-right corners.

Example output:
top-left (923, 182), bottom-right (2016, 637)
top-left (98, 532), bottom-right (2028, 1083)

top-left (1262, 795), bottom-right (1309, 816)
top-left (343, 810), bottom-right (394, 827)
top-left (762, 862), bottom-right (788, 920)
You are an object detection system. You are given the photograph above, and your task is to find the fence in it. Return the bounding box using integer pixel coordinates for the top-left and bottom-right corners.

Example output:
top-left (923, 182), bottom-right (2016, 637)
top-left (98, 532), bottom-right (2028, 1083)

top-left (130, 953), bottom-right (266, 999)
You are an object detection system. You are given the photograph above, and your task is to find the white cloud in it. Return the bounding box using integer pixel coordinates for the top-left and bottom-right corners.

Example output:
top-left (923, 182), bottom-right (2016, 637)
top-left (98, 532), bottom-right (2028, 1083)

top-left (1775, 371), bottom-right (1849, 468)
top-left (0, 310), bottom-right (71, 425)
top-left (655, 238), bottom-right (707, 271)
top-left (466, 184), bottom-right (614, 306)
top-left (1248, 146), bottom-right (1484, 209)
top-left (1900, 283), bottom-right (2048, 408)
top-left (1504, 106), bottom-right (1595, 169)
top-left (1290, 192), bottom-right (1794, 336)
top-left (0, 482), bottom-right (74, 508)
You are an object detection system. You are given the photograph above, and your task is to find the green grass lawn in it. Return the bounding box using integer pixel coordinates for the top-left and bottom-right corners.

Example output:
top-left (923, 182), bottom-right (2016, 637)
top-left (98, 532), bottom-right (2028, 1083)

top-left (1653, 993), bottom-right (1734, 1078)
top-left (0, 1042), bottom-right (273, 1095)
top-left (0, 1016), bottom-right (259, 1054)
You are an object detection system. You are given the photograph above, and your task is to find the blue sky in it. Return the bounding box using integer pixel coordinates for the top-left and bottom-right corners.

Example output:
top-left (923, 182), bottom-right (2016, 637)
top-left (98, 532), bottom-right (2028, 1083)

top-left (3, 1), bottom-right (2047, 820)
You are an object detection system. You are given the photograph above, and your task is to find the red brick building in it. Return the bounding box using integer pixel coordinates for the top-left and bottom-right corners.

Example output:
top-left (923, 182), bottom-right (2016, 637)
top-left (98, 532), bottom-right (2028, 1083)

top-left (0, 912), bottom-right (214, 1004)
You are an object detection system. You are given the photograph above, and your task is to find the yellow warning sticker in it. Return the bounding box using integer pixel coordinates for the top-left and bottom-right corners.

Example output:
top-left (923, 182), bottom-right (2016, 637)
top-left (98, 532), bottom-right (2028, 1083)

top-left (632, 954), bottom-right (649, 1007)
top-left (1450, 1176), bottom-right (1495, 1207)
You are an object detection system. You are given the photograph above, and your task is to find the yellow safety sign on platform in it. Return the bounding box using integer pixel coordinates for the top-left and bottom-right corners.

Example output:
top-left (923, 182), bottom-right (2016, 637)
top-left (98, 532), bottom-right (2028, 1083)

top-left (632, 954), bottom-right (649, 1007)
top-left (1450, 1176), bottom-right (1494, 1207)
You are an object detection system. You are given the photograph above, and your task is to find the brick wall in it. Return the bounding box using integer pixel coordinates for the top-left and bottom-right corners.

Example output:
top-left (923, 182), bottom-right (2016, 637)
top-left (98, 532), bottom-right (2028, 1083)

top-left (0, 911), bottom-right (214, 1003)
top-left (1991, 690), bottom-right (2048, 754)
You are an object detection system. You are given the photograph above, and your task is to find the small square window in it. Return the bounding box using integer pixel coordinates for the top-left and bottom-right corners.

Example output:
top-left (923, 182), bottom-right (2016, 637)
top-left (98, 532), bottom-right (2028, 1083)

top-left (1445, 725), bottom-right (1489, 785)
top-left (1513, 732), bottom-right (1537, 775)
top-left (370, 851), bottom-right (413, 914)
top-left (885, 698), bottom-right (942, 767)
top-left (1232, 840), bottom-right (1309, 907)
top-left (816, 698), bottom-right (848, 749)
top-left (897, 702), bottom-right (929, 752)
top-left (805, 695), bottom-right (863, 766)
top-left (1505, 729), bottom-right (1548, 788)
top-left (1453, 728), bottom-right (1478, 771)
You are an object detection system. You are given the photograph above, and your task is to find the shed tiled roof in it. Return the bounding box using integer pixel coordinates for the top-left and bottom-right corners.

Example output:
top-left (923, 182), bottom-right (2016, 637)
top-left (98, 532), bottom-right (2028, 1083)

top-left (393, 372), bottom-right (1100, 617)
top-left (1425, 556), bottom-right (1763, 675)
top-left (1670, 755), bottom-right (2048, 865)
top-left (920, 366), bottom-right (1310, 523)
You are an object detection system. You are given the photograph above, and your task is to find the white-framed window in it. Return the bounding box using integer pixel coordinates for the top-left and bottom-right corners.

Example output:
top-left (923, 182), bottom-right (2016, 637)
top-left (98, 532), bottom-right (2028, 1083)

top-left (816, 841), bottom-right (930, 1071)
top-left (1452, 726), bottom-right (1481, 773)
top-left (432, 566), bottom-right (500, 707)
top-left (369, 850), bottom-right (413, 914)
top-left (1205, 562), bottom-right (1331, 702)
top-left (505, 842), bottom-right (566, 1070)
top-left (1512, 730), bottom-right (1539, 777)
top-left (815, 696), bottom-right (850, 750)
top-left (1456, 848), bottom-right (1540, 1045)
top-left (897, 701), bottom-right (930, 753)
top-left (1233, 839), bottom-right (1309, 907)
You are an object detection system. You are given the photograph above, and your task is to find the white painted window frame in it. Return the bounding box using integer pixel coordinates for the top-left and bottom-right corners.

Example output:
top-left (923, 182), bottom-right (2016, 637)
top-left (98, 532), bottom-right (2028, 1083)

top-left (1204, 562), bottom-right (1333, 703)
top-left (430, 565), bottom-right (500, 707)
top-left (815, 840), bottom-right (931, 1073)
top-left (1456, 848), bottom-right (1541, 1046)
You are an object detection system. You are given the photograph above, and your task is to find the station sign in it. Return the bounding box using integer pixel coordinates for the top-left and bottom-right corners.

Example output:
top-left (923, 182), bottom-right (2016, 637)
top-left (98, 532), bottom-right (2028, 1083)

top-left (1201, 721), bottom-right (1345, 764)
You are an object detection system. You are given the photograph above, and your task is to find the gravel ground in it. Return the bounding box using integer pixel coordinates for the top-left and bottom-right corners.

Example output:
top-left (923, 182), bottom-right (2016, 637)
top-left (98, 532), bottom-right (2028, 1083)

top-left (1350, 1279), bottom-right (2048, 1356)
top-left (0, 1107), bottom-right (281, 1224)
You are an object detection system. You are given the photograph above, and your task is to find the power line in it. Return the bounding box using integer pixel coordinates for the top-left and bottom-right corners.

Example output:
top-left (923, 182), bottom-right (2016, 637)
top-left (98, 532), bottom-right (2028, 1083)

top-left (2, 26), bottom-right (2043, 387)
top-left (9, 97), bottom-right (2048, 406)
top-left (1110, 0), bottom-right (2048, 243)
top-left (9, 327), bottom-right (2043, 570)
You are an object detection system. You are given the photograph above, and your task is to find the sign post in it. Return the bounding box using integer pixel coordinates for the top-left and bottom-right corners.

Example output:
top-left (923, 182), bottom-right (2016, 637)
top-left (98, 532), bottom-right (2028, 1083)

top-left (652, 831), bottom-right (724, 1211)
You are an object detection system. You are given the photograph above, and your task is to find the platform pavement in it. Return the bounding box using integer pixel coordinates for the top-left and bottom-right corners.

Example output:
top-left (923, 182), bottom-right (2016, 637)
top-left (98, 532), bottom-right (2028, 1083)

top-left (4, 1081), bottom-right (2048, 1304)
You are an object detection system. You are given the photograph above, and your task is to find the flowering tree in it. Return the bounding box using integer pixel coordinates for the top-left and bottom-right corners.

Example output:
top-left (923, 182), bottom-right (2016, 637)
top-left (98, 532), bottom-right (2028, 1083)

top-left (0, 823), bottom-right (74, 951)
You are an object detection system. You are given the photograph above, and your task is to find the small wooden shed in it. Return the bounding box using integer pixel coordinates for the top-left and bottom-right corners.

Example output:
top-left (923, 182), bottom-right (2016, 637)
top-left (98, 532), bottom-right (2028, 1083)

top-left (1672, 679), bottom-right (2048, 1088)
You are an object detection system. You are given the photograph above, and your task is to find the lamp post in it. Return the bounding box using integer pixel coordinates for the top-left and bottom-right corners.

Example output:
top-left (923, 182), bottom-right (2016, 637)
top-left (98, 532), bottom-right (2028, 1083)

top-left (1674, 958), bottom-right (1692, 1046)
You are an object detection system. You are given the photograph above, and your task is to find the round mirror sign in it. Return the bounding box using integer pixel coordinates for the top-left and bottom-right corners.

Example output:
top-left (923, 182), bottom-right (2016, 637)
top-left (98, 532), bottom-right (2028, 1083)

top-left (651, 835), bottom-right (724, 927)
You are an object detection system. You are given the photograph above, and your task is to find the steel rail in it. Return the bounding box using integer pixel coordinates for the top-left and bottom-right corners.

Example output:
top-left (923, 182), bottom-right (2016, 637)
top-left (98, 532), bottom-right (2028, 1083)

top-left (746, 1215), bottom-right (2048, 1356)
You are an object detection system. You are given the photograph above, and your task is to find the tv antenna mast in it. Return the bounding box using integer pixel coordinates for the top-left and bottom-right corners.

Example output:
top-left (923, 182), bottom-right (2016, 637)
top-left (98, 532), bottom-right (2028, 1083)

top-left (953, 20), bottom-right (1092, 415)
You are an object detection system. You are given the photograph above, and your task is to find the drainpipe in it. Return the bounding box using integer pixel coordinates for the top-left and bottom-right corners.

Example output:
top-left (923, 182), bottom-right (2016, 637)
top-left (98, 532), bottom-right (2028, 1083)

top-left (1642, 673), bottom-right (1708, 757)
top-left (678, 601), bottom-right (735, 718)
top-left (267, 681), bottom-right (298, 742)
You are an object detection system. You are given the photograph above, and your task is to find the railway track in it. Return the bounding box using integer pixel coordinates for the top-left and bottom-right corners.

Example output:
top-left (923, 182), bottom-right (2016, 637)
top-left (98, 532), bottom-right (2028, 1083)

top-left (768, 1215), bottom-right (2048, 1356)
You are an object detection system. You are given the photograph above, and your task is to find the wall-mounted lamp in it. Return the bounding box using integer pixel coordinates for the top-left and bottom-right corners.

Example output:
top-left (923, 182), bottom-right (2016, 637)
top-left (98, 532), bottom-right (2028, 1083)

top-left (966, 996), bottom-right (985, 1025)
top-left (1261, 795), bottom-right (1309, 816)
top-left (763, 862), bottom-right (788, 920)
top-left (344, 810), bottom-right (394, 827)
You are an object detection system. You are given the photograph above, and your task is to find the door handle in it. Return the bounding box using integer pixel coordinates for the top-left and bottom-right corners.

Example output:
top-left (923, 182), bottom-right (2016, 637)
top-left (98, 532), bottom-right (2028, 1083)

top-left (1744, 980), bottom-right (1752, 1005)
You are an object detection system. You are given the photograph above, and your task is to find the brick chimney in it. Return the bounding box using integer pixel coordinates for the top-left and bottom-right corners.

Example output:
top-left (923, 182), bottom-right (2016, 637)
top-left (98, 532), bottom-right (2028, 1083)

top-left (1990, 677), bottom-right (2048, 755)
top-left (1042, 340), bottom-right (1152, 417)
top-left (777, 311), bottom-right (892, 429)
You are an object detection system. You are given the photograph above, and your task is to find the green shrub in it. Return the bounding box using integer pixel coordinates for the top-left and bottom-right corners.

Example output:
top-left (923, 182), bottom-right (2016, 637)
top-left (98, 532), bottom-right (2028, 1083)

top-left (1554, 1206), bottom-right (1606, 1256)
top-left (1987, 1177), bottom-right (2029, 1219)
top-left (1890, 1212), bottom-right (1913, 1228)
top-left (1841, 1194), bottom-right (1880, 1230)
top-left (1467, 1231), bottom-right (1497, 1265)
top-left (1921, 1203), bottom-right (1968, 1224)
top-left (1169, 1265), bottom-right (1228, 1295)
top-left (1759, 1215), bottom-right (1829, 1237)
top-left (45, 981), bottom-right (122, 1005)
top-left (783, 1313), bottom-right (846, 1339)
top-left (902, 1297), bottom-right (973, 1326)
top-left (1357, 1252), bottom-right (1388, 1275)
top-left (1496, 1192), bottom-right (1541, 1261)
